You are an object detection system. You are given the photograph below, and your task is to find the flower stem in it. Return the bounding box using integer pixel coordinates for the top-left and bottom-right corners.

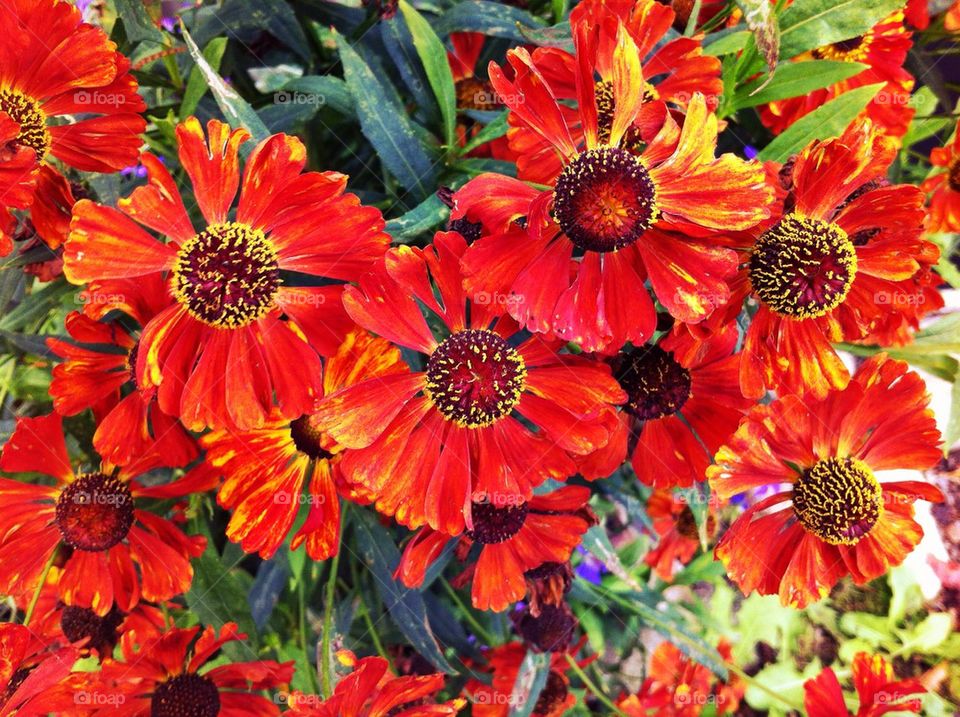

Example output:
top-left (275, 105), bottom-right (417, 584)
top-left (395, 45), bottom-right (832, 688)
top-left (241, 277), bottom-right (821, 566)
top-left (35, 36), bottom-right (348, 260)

top-left (23, 550), bottom-right (56, 626)
top-left (320, 507), bottom-right (347, 698)
top-left (564, 653), bottom-right (630, 717)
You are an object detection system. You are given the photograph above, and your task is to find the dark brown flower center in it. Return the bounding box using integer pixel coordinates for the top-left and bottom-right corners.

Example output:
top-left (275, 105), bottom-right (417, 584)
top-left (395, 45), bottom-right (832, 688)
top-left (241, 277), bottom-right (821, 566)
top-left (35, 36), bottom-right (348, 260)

top-left (455, 77), bottom-right (500, 111)
top-left (554, 147), bottom-right (658, 253)
top-left (172, 222), bottom-right (281, 328)
top-left (793, 457), bottom-right (883, 545)
top-left (426, 329), bottom-right (526, 428)
top-left (0, 89), bottom-right (50, 157)
top-left (289, 415), bottom-right (333, 460)
top-left (813, 34), bottom-right (868, 61)
top-left (60, 605), bottom-right (125, 654)
top-left (151, 673), bottom-right (220, 717)
top-left (615, 346), bottom-right (692, 421)
top-left (55, 473), bottom-right (134, 551)
top-left (948, 158), bottom-right (960, 193)
top-left (513, 603), bottom-right (576, 652)
top-left (467, 500), bottom-right (529, 544)
top-left (533, 671), bottom-right (569, 716)
top-left (749, 214), bottom-right (856, 319)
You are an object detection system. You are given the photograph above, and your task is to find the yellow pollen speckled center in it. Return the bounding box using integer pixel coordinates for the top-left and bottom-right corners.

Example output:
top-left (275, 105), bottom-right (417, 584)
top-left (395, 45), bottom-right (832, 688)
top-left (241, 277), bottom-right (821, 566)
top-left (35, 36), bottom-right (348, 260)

top-left (813, 35), bottom-right (871, 62)
top-left (792, 457), bottom-right (883, 545)
top-left (749, 214), bottom-right (857, 319)
top-left (0, 88), bottom-right (50, 157)
top-left (172, 222), bottom-right (281, 329)
top-left (425, 329), bottom-right (526, 428)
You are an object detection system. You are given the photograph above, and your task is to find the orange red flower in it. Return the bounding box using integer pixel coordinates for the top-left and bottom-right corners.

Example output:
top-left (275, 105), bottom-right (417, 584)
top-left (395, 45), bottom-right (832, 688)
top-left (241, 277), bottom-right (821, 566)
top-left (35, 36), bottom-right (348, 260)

top-left (759, 11), bottom-right (915, 139)
top-left (47, 274), bottom-right (197, 468)
top-left (644, 489), bottom-right (717, 581)
top-left (923, 123), bottom-right (960, 233)
top-left (617, 640), bottom-right (743, 717)
top-left (314, 231), bottom-right (625, 536)
top-left (396, 485), bottom-right (594, 611)
top-left (200, 330), bottom-right (406, 560)
top-left (0, 413), bottom-right (208, 616)
top-left (283, 652), bottom-right (464, 716)
top-left (63, 117), bottom-right (390, 432)
top-left (452, 7), bottom-right (770, 352)
top-left (804, 652), bottom-right (926, 716)
top-left (580, 326), bottom-right (750, 488)
top-left (736, 119), bottom-right (939, 399)
top-left (710, 355), bottom-right (942, 608)
top-left (466, 642), bottom-right (578, 717)
top-left (92, 622), bottom-right (293, 716)
top-left (0, 0), bottom-right (146, 252)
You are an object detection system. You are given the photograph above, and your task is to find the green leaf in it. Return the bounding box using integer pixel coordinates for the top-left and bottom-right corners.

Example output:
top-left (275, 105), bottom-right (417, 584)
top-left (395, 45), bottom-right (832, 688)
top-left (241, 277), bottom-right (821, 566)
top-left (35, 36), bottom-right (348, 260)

top-left (435, 0), bottom-right (547, 43)
top-left (896, 613), bottom-right (954, 656)
top-left (386, 193), bottom-right (449, 241)
top-left (186, 549), bottom-right (258, 648)
top-left (580, 526), bottom-right (643, 592)
top-left (461, 110), bottom-right (509, 154)
top-left (778, 0), bottom-right (905, 59)
top-left (352, 510), bottom-right (456, 674)
top-left (0, 280), bottom-right (75, 332)
top-left (282, 76), bottom-right (355, 116)
top-left (745, 660), bottom-right (820, 713)
top-left (704, 30), bottom-right (750, 56)
top-left (508, 651), bottom-right (552, 717)
top-left (399, 0), bottom-right (458, 150)
top-left (336, 33), bottom-right (437, 199)
top-left (114, 0), bottom-right (166, 43)
top-left (181, 24), bottom-right (270, 143)
top-left (757, 82), bottom-right (883, 162)
top-left (519, 20), bottom-right (574, 51)
top-left (181, 37), bottom-right (227, 116)
top-left (732, 60), bottom-right (866, 110)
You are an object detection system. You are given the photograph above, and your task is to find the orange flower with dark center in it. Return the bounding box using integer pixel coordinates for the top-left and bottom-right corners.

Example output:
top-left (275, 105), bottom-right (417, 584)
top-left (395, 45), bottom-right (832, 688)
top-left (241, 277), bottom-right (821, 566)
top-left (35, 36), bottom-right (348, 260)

top-left (760, 12), bottom-right (914, 138)
top-left (578, 326), bottom-right (750, 489)
top-left (709, 355), bottom-right (943, 608)
top-left (397, 486), bottom-right (594, 611)
top-left (63, 117), bottom-right (390, 432)
top-left (0, 623), bottom-right (79, 716)
top-left (0, 413), bottom-right (209, 616)
top-left (199, 331), bottom-right (407, 560)
top-left (451, 5), bottom-right (770, 352)
top-left (313, 232), bottom-right (624, 537)
top-left (0, 0), bottom-right (146, 252)
top-left (94, 622), bottom-right (293, 716)
top-left (735, 120), bottom-right (939, 399)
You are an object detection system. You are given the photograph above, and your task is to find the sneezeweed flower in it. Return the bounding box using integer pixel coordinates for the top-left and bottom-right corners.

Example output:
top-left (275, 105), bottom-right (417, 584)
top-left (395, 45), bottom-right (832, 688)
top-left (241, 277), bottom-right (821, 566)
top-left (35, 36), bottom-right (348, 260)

top-left (47, 274), bottom-right (197, 468)
top-left (283, 651), bottom-right (464, 716)
top-left (644, 489), bottom-right (717, 581)
top-left (314, 232), bottom-right (625, 536)
top-left (803, 652), bottom-right (926, 716)
top-left (448, 32), bottom-right (501, 112)
top-left (92, 622), bottom-right (293, 716)
top-left (0, 0), bottom-right (146, 248)
top-left (0, 622), bottom-right (79, 717)
top-left (579, 327), bottom-right (751, 488)
top-left (0, 413), bottom-right (208, 616)
top-left (64, 117), bottom-right (390, 432)
top-left (199, 331), bottom-right (407, 561)
top-left (454, 13), bottom-right (771, 352)
top-left (709, 355), bottom-right (943, 608)
top-left (466, 642), bottom-right (579, 717)
top-left (759, 12), bottom-right (915, 139)
top-left (616, 640), bottom-right (743, 717)
top-left (505, 0), bottom-right (723, 184)
top-left (396, 486), bottom-right (595, 612)
top-left (737, 119), bottom-right (938, 399)
top-left (923, 124), bottom-right (960, 233)
top-left (511, 602), bottom-right (579, 653)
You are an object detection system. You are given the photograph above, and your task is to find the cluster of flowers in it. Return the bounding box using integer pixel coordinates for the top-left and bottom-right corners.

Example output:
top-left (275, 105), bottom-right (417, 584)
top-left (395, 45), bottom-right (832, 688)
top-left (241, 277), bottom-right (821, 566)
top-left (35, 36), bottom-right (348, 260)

top-left (0, 0), bottom-right (957, 714)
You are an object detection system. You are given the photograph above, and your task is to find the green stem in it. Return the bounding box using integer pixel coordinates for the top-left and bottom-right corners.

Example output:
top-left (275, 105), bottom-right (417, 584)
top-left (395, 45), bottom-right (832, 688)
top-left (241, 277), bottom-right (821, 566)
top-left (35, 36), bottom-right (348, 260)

top-left (440, 578), bottom-right (496, 646)
top-left (723, 660), bottom-right (805, 713)
top-left (564, 654), bottom-right (630, 717)
top-left (23, 550), bottom-right (56, 626)
top-left (320, 508), bottom-right (347, 698)
top-left (298, 566), bottom-right (320, 695)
